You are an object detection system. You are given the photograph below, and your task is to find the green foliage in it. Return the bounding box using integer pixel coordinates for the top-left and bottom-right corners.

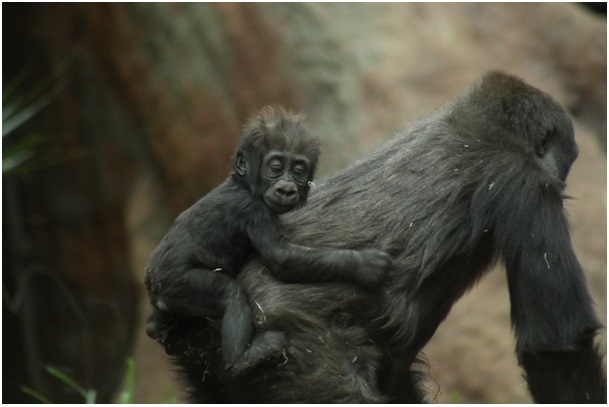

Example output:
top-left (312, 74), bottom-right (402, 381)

top-left (449, 389), bottom-right (462, 403)
top-left (48, 365), bottom-right (98, 403)
top-left (164, 382), bottom-right (178, 404)
top-left (20, 357), bottom-right (176, 403)
top-left (2, 67), bottom-right (82, 176)
top-left (20, 359), bottom-right (129, 404)
top-left (3, 69), bottom-right (59, 137)
top-left (116, 358), bottom-right (135, 404)
top-left (2, 116), bottom-right (44, 176)
top-left (20, 365), bottom-right (97, 404)
top-left (20, 386), bottom-right (53, 404)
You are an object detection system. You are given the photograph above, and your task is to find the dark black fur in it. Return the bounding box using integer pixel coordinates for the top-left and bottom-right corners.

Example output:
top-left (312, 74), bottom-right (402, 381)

top-left (144, 106), bottom-right (390, 373)
top-left (162, 72), bottom-right (606, 402)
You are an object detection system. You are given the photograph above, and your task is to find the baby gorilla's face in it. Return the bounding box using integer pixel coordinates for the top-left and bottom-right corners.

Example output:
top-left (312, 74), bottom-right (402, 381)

top-left (261, 150), bottom-right (312, 214)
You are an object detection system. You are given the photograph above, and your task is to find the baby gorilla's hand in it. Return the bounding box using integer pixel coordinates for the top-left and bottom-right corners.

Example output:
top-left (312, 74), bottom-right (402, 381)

top-left (352, 249), bottom-right (392, 288)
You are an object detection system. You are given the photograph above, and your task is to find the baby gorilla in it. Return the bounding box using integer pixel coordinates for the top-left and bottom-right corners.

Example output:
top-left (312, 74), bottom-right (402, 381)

top-left (144, 106), bottom-right (391, 372)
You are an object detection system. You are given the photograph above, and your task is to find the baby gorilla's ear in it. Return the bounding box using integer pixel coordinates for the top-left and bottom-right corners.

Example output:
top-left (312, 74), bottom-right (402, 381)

top-left (235, 152), bottom-right (247, 176)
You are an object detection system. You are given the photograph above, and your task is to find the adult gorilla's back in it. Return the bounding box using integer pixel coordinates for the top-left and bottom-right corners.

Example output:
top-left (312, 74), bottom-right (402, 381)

top-left (168, 71), bottom-right (605, 403)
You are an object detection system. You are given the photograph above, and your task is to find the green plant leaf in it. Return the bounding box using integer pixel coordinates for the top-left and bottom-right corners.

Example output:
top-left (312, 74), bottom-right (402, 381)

top-left (2, 151), bottom-right (34, 174)
top-left (117, 358), bottom-right (135, 403)
top-left (2, 70), bottom-right (63, 137)
top-left (3, 98), bottom-right (51, 136)
top-left (20, 386), bottom-right (53, 404)
top-left (84, 389), bottom-right (97, 404)
top-left (45, 366), bottom-right (90, 400)
top-left (3, 69), bottom-right (30, 102)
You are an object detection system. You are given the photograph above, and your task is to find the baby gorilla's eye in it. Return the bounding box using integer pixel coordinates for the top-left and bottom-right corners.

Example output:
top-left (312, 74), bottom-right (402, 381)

top-left (291, 165), bottom-right (309, 182)
top-left (292, 165), bottom-right (306, 175)
top-left (268, 159), bottom-right (283, 175)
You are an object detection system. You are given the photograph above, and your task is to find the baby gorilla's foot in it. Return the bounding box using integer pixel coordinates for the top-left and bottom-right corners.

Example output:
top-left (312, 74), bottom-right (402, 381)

top-left (145, 315), bottom-right (162, 340)
top-left (145, 311), bottom-right (187, 356)
top-left (228, 330), bottom-right (287, 374)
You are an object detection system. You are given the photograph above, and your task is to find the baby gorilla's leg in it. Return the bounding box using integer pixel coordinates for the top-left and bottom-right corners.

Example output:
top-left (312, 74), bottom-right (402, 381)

top-left (221, 283), bottom-right (287, 373)
top-left (229, 330), bottom-right (287, 374)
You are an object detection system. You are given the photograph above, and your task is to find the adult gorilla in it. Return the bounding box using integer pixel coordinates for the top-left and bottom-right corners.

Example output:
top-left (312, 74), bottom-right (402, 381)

top-left (163, 71), bottom-right (606, 403)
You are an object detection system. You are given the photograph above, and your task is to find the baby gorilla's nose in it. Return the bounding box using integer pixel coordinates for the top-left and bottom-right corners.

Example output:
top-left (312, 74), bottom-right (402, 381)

top-left (274, 181), bottom-right (298, 205)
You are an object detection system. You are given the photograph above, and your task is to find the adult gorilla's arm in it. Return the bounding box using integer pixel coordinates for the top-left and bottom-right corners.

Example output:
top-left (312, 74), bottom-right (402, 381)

top-left (168, 71), bottom-right (605, 403)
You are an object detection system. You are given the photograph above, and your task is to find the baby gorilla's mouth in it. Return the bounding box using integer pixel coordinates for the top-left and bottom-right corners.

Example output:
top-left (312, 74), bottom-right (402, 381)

top-left (264, 196), bottom-right (297, 214)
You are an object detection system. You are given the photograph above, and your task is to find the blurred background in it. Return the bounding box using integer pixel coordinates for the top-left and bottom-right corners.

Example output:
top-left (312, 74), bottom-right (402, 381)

top-left (2, 3), bottom-right (606, 403)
